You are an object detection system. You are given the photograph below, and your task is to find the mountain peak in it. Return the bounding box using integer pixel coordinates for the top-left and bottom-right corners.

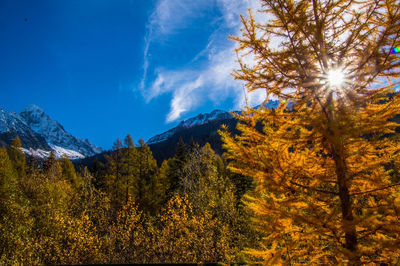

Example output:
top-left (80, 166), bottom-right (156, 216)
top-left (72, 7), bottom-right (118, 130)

top-left (19, 105), bottom-right (102, 157)
top-left (147, 102), bottom-right (284, 145)
top-left (24, 104), bottom-right (45, 114)
top-left (148, 109), bottom-right (234, 145)
top-left (0, 104), bottom-right (102, 159)
top-left (177, 109), bottom-right (233, 129)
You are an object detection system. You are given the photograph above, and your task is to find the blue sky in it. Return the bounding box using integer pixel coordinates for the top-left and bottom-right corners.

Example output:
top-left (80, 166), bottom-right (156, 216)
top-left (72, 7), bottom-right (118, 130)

top-left (0, 0), bottom-right (265, 149)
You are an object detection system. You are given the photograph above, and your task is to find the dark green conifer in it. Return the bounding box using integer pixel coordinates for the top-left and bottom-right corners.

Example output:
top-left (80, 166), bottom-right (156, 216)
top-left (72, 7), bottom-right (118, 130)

top-left (166, 137), bottom-right (187, 196)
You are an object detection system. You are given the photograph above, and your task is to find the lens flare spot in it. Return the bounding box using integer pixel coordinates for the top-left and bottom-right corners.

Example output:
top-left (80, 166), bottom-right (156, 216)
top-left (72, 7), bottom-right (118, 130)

top-left (390, 46), bottom-right (400, 54)
top-left (327, 69), bottom-right (345, 87)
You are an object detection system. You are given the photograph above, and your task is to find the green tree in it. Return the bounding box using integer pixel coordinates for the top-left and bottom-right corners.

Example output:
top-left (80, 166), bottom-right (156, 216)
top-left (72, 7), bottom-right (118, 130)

top-left (7, 137), bottom-right (26, 180)
top-left (165, 137), bottom-right (187, 196)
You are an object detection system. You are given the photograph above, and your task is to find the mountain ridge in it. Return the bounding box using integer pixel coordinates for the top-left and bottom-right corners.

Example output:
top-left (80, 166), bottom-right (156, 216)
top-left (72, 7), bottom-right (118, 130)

top-left (0, 105), bottom-right (102, 159)
top-left (147, 100), bottom-right (281, 145)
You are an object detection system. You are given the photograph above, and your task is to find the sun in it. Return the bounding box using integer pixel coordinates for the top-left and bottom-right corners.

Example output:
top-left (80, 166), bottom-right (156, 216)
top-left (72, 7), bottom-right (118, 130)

top-left (327, 69), bottom-right (345, 88)
top-left (326, 69), bottom-right (346, 88)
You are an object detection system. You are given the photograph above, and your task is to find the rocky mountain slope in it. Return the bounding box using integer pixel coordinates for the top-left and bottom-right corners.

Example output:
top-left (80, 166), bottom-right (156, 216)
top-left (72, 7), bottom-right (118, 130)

top-left (147, 100), bottom-right (280, 145)
top-left (0, 105), bottom-right (102, 159)
top-left (143, 100), bottom-right (281, 164)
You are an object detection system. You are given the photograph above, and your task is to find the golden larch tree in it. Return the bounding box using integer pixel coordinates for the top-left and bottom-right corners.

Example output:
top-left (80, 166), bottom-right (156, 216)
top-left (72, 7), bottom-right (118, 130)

top-left (220, 0), bottom-right (400, 264)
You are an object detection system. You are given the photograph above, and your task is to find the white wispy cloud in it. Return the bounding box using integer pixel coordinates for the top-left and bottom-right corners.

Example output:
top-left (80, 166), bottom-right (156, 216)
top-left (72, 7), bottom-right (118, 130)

top-left (140, 0), bottom-right (267, 122)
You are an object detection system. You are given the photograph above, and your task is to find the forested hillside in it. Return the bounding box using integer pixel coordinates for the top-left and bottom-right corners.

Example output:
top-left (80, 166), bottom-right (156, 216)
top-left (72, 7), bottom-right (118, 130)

top-left (0, 136), bottom-right (260, 264)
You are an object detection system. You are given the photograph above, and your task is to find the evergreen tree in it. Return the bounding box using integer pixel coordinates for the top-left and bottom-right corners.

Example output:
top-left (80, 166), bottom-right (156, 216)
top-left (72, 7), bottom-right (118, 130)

top-left (136, 138), bottom-right (158, 212)
top-left (221, 0), bottom-right (400, 263)
top-left (175, 137), bottom-right (187, 163)
top-left (7, 137), bottom-right (26, 180)
top-left (26, 155), bottom-right (38, 178)
top-left (188, 136), bottom-right (198, 154)
top-left (165, 137), bottom-right (187, 196)
top-left (123, 134), bottom-right (137, 205)
top-left (104, 138), bottom-right (124, 208)
top-left (90, 157), bottom-right (106, 190)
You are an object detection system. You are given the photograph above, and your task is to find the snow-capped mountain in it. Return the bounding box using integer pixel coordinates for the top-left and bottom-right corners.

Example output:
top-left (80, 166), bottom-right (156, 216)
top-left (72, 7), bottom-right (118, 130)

top-left (0, 107), bottom-right (51, 150)
top-left (147, 100), bottom-right (281, 145)
top-left (20, 105), bottom-right (102, 156)
top-left (147, 109), bottom-right (234, 145)
top-left (177, 109), bottom-right (234, 129)
top-left (0, 105), bottom-right (102, 159)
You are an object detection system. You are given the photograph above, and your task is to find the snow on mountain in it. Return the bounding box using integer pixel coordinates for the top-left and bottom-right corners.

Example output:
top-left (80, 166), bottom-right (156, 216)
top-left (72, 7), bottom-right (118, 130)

top-left (0, 107), bottom-right (51, 150)
top-left (21, 145), bottom-right (85, 160)
top-left (177, 109), bottom-right (234, 129)
top-left (255, 99), bottom-right (281, 110)
top-left (146, 128), bottom-right (176, 145)
top-left (147, 101), bottom-right (283, 145)
top-left (147, 109), bottom-right (234, 145)
top-left (0, 105), bottom-right (101, 159)
top-left (20, 147), bottom-right (53, 159)
top-left (1, 108), bottom-right (31, 135)
top-left (20, 105), bottom-right (102, 157)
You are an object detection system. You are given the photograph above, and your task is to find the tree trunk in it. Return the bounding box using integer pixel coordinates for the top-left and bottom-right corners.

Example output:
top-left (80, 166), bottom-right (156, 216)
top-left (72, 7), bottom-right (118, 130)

top-left (332, 145), bottom-right (359, 265)
top-left (322, 92), bottom-right (359, 264)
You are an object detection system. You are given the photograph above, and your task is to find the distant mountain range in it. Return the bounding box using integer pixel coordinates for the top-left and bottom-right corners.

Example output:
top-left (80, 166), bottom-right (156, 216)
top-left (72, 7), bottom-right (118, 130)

top-left (0, 100), bottom-right (280, 163)
top-left (0, 105), bottom-right (102, 159)
top-left (3, 96), bottom-right (399, 166)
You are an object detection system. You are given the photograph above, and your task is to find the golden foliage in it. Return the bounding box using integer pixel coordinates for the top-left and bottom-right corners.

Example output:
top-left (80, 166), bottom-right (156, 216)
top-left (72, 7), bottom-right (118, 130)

top-left (37, 212), bottom-right (104, 265)
top-left (221, 0), bottom-right (400, 264)
top-left (155, 195), bottom-right (222, 263)
top-left (108, 197), bottom-right (155, 263)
